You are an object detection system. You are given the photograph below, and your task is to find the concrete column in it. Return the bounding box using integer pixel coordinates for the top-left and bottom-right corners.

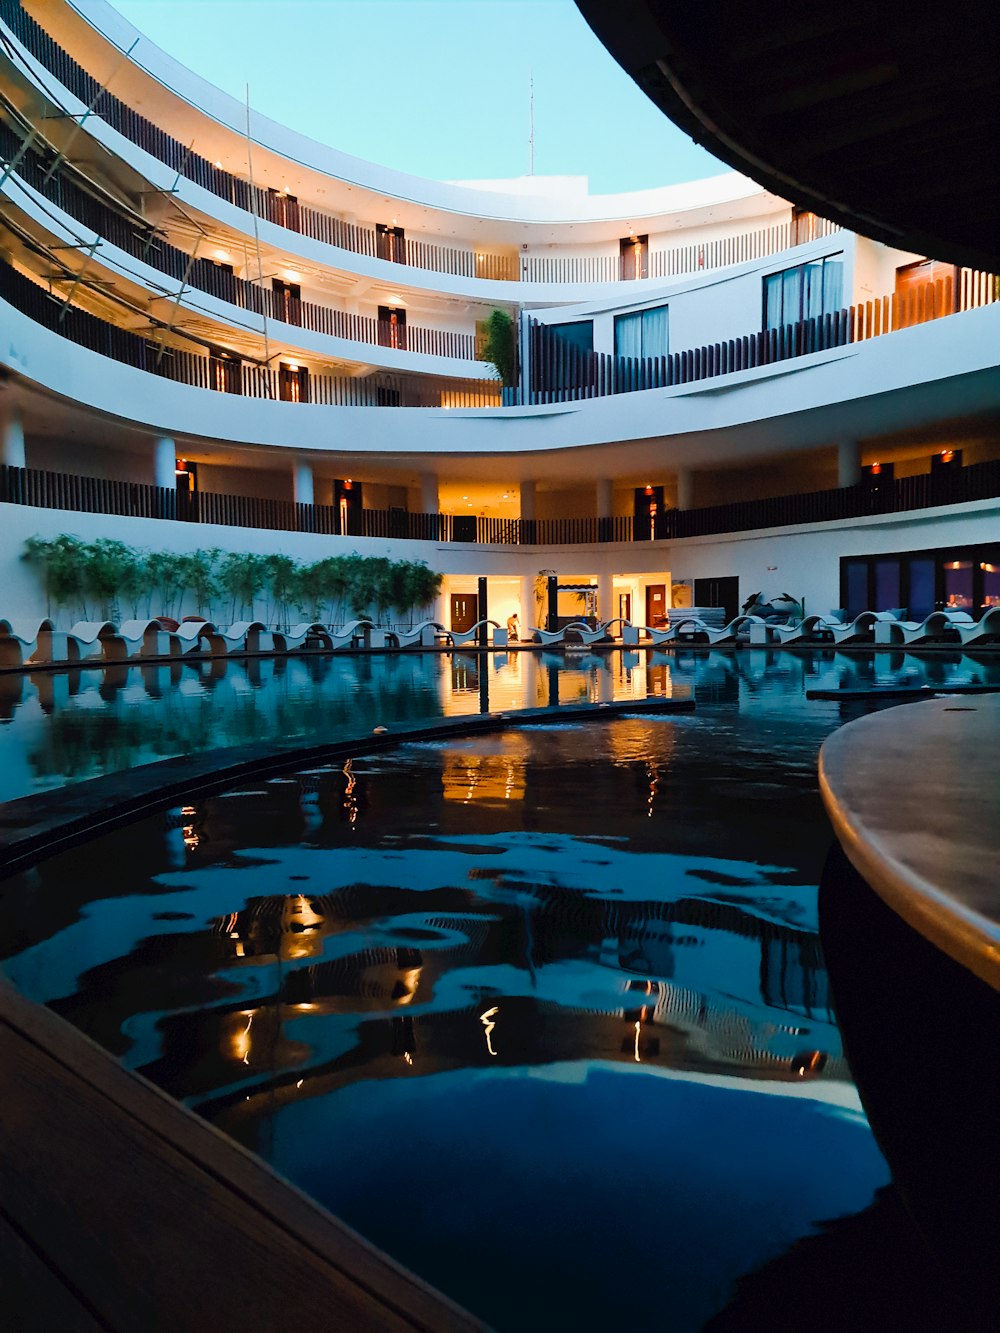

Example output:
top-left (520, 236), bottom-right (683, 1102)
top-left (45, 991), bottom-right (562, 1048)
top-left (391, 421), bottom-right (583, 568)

top-left (1, 408), bottom-right (26, 468)
top-left (293, 461), bottom-right (314, 506)
top-left (153, 435), bottom-right (176, 490)
top-left (595, 477), bottom-right (612, 519)
top-left (419, 471), bottom-right (439, 514)
top-left (838, 439), bottom-right (862, 488)
top-left (519, 479), bottom-right (536, 521)
top-left (597, 569), bottom-right (615, 625)
top-left (676, 468), bottom-right (694, 511)
top-left (520, 574), bottom-right (536, 635)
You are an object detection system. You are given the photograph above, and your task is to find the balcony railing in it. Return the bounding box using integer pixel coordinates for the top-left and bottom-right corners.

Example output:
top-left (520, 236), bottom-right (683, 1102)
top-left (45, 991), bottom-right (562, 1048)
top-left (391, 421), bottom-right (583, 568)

top-left (527, 271), bottom-right (998, 403)
top-left (3, 460), bottom-right (998, 547)
top-left (3, 0), bottom-right (844, 289)
top-left (0, 119), bottom-right (480, 362)
top-left (0, 259), bottom-right (502, 406)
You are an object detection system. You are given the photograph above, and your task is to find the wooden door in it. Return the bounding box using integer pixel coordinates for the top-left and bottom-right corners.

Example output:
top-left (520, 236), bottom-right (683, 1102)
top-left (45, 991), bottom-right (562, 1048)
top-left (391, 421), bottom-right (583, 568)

top-left (450, 593), bottom-right (478, 634)
top-left (645, 584), bottom-right (667, 628)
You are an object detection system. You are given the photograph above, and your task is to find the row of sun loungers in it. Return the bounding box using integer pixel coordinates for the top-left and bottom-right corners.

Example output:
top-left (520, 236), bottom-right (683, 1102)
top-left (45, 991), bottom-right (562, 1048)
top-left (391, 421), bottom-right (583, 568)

top-left (0, 616), bottom-right (516, 669)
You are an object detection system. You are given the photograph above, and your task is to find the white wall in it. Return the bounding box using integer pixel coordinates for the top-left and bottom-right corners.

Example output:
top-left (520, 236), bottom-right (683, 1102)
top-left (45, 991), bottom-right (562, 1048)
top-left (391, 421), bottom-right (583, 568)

top-left (4, 496), bottom-right (996, 626)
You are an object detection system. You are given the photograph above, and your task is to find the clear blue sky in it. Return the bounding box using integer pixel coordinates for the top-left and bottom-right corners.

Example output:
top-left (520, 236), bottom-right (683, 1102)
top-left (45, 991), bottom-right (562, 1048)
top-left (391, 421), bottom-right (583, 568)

top-left (113, 0), bottom-right (726, 194)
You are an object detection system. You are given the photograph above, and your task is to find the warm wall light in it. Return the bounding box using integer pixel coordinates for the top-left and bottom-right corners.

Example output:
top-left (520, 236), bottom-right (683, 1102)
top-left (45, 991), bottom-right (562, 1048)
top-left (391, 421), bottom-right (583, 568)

top-left (644, 483), bottom-right (654, 495)
top-left (941, 449), bottom-right (955, 462)
top-left (870, 462), bottom-right (882, 475)
top-left (175, 458), bottom-right (188, 474)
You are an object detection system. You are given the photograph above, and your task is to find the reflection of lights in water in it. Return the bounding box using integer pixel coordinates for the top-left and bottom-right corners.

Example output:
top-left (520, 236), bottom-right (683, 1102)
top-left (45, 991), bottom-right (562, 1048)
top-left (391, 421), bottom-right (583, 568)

top-left (296, 1079), bottom-right (304, 1089)
top-left (634, 1020), bottom-right (642, 1063)
top-left (231, 1010), bottom-right (254, 1064)
top-left (182, 824), bottom-right (200, 849)
top-left (394, 966), bottom-right (422, 1006)
top-left (480, 1005), bottom-right (499, 1056)
top-left (342, 759), bottom-right (359, 824)
top-left (646, 763), bottom-right (660, 818)
top-left (791, 1051), bottom-right (827, 1078)
top-left (403, 1052), bottom-right (413, 1065)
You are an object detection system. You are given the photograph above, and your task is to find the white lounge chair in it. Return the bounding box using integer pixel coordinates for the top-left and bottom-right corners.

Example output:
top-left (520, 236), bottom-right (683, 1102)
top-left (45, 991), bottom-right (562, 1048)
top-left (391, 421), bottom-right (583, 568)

top-left (641, 624), bottom-right (683, 646)
top-left (953, 606), bottom-right (1000, 646)
top-left (116, 618), bottom-right (174, 659)
top-left (874, 610), bottom-right (973, 646)
top-left (773, 615), bottom-right (837, 645)
top-left (65, 620), bottom-right (124, 662)
top-left (388, 620), bottom-right (445, 649)
top-left (201, 620), bottom-right (268, 656)
top-left (564, 618), bottom-right (629, 645)
top-left (446, 619), bottom-right (500, 647)
top-left (166, 620), bottom-right (216, 654)
top-left (528, 625), bottom-right (571, 646)
top-left (826, 610), bottom-right (900, 645)
top-left (328, 619), bottom-right (374, 649)
top-left (0, 617), bottom-right (56, 668)
top-left (674, 614), bottom-right (766, 644)
top-left (270, 623), bottom-right (334, 652)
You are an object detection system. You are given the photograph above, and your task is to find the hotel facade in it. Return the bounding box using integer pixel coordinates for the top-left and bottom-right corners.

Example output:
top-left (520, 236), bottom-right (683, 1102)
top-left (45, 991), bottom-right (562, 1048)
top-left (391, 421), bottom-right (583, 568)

top-left (2, 0), bottom-right (998, 636)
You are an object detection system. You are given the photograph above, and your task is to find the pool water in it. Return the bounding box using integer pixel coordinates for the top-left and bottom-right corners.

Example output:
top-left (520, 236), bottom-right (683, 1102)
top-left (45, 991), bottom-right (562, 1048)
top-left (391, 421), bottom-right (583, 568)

top-left (1, 648), bottom-right (996, 1328)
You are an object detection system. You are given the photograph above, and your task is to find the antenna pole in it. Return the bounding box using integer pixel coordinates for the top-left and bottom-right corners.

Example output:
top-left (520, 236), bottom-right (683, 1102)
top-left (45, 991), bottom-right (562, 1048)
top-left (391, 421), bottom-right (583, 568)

top-left (529, 73), bottom-right (534, 176)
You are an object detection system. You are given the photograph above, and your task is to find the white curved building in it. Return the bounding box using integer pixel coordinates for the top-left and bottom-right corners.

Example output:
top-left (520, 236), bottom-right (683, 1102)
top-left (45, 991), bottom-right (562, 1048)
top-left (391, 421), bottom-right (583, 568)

top-left (2, 0), bottom-right (998, 633)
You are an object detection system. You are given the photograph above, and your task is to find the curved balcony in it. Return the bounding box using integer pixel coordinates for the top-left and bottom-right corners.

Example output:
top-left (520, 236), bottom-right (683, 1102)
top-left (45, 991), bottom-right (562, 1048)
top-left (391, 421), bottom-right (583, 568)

top-left (1, 0), bottom-right (838, 296)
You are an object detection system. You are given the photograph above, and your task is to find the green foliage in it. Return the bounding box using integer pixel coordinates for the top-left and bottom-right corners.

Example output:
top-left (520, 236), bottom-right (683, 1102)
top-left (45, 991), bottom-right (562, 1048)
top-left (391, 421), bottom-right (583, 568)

top-left (481, 308), bottom-right (518, 387)
top-left (21, 537), bottom-right (444, 628)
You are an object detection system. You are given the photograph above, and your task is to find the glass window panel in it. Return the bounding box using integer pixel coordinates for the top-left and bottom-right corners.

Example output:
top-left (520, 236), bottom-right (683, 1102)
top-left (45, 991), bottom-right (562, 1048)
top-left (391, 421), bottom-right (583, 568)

top-left (782, 267), bottom-right (801, 325)
top-left (981, 556), bottom-right (1000, 609)
top-left (641, 305), bottom-right (669, 357)
top-left (803, 263), bottom-right (824, 321)
top-left (614, 311), bottom-right (642, 359)
top-left (908, 558), bottom-right (936, 619)
top-left (845, 560), bottom-right (868, 617)
top-left (874, 559), bottom-right (901, 611)
top-left (943, 560), bottom-right (974, 610)
top-left (764, 273), bottom-right (783, 330)
top-left (821, 257), bottom-right (844, 313)
top-left (551, 321), bottom-right (593, 354)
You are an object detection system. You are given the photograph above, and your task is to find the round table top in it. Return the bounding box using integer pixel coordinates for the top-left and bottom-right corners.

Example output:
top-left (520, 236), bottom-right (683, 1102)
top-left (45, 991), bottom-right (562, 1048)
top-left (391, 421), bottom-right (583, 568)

top-left (819, 694), bottom-right (1000, 990)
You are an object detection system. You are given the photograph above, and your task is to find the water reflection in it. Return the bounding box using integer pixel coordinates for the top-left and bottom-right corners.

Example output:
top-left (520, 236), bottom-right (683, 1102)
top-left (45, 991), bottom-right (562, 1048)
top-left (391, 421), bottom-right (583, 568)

top-left (2, 646), bottom-right (998, 803)
top-left (2, 714), bottom-right (893, 1330)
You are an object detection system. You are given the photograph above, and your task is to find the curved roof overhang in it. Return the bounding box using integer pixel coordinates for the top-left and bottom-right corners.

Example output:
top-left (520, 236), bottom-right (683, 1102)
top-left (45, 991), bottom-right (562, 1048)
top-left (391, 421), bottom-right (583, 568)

top-left (575, 0), bottom-right (1000, 272)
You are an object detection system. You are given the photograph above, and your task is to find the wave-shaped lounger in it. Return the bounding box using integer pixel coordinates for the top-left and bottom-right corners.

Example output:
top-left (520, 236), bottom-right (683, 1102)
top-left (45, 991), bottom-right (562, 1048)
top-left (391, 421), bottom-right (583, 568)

top-left (328, 619), bottom-right (374, 649)
top-left (564, 618), bottom-right (630, 645)
top-left (674, 614), bottom-right (765, 644)
top-left (200, 620), bottom-right (268, 655)
top-left (65, 621), bottom-right (125, 662)
top-left (115, 619), bottom-right (175, 659)
top-left (528, 625), bottom-right (573, 646)
top-left (387, 620), bottom-right (445, 649)
top-left (874, 610), bottom-right (974, 646)
top-left (270, 623), bottom-right (334, 652)
top-left (445, 619), bottom-right (500, 647)
top-left (826, 610), bottom-right (901, 645)
top-left (0, 617), bottom-right (56, 668)
top-left (953, 606), bottom-right (1000, 646)
top-left (773, 615), bottom-right (837, 645)
top-left (166, 619), bottom-right (216, 654)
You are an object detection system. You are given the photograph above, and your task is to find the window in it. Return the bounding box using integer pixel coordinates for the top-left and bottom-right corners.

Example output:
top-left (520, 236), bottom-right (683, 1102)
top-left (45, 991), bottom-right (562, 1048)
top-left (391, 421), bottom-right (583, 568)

top-left (549, 321), bottom-right (593, 354)
top-left (763, 255), bottom-right (843, 331)
top-left (377, 305), bottom-right (407, 350)
top-left (279, 363), bottom-right (309, 403)
top-left (615, 305), bottom-right (668, 359)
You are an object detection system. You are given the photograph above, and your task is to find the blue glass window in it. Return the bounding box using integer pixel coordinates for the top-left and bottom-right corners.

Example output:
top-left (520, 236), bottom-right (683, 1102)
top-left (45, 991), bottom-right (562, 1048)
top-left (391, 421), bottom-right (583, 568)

top-left (763, 255), bottom-right (844, 330)
top-left (549, 321), bottom-right (593, 354)
top-left (615, 305), bottom-right (669, 359)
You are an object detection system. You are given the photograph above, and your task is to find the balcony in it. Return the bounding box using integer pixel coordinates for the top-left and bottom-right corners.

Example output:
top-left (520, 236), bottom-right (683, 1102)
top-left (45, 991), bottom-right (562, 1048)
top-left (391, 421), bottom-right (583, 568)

top-left (3, 459), bottom-right (998, 547)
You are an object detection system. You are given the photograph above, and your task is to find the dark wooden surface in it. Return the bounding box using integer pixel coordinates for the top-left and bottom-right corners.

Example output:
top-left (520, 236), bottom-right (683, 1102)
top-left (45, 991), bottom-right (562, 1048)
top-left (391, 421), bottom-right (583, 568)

top-left (0, 978), bottom-right (481, 1331)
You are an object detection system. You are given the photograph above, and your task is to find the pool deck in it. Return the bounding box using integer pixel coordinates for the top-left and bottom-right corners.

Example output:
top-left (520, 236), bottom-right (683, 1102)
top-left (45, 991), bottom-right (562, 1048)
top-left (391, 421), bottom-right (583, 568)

top-left (0, 697), bottom-right (693, 1326)
top-left (820, 694), bottom-right (1000, 990)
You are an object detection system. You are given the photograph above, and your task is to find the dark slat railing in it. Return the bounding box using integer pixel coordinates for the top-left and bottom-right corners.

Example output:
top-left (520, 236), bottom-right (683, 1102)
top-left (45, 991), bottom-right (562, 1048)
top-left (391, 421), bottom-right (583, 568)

top-left (0, 259), bottom-right (502, 406)
top-left (0, 0), bottom-right (518, 282)
top-left (4, 461), bottom-right (999, 547)
top-left (0, 120), bottom-right (478, 362)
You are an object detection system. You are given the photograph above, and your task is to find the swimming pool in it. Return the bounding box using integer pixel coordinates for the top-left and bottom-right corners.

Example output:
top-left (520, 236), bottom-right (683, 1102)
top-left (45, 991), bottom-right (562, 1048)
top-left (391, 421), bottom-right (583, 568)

top-left (1, 649), bottom-right (996, 1327)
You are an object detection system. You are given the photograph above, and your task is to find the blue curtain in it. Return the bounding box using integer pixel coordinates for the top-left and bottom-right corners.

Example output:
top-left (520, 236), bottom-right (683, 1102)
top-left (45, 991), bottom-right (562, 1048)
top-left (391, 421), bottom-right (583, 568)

top-left (641, 305), bottom-right (669, 357)
top-left (614, 311), bottom-right (643, 358)
top-left (822, 258), bottom-right (843, 314)
top-left (764, 273), bottom-right (784, 330)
